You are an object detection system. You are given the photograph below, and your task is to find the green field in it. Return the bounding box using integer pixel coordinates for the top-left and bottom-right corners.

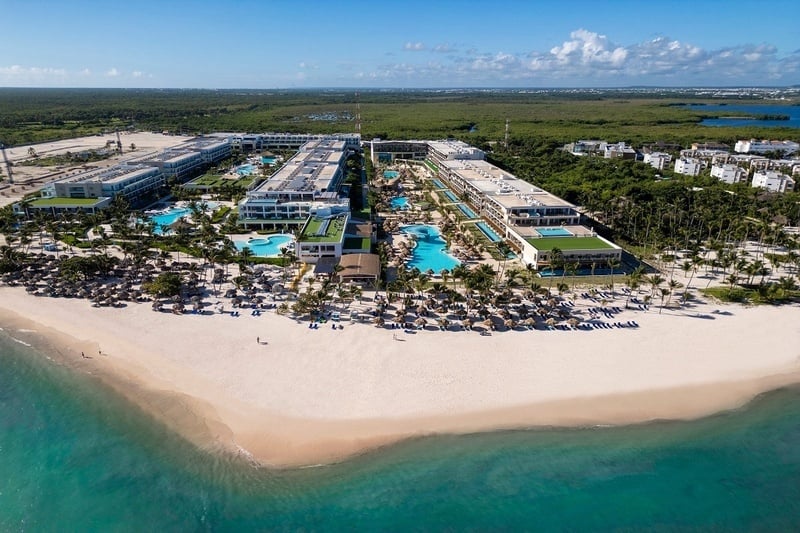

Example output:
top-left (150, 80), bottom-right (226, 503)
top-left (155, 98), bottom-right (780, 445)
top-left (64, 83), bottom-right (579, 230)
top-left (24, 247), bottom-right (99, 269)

top-left (298, 216), bottom-right (346, 243)
top-left (343, 236), bottom-right (370, 250)
top-left (526, 236), bottom-right (614, 251)
top-left (30, 197), bottom-right (105, 206)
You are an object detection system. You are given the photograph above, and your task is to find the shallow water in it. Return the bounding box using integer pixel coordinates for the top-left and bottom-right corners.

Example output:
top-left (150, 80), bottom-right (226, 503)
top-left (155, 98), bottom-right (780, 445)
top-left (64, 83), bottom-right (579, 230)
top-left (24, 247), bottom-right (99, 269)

top-left (2, 330), bottom-right (800, 530)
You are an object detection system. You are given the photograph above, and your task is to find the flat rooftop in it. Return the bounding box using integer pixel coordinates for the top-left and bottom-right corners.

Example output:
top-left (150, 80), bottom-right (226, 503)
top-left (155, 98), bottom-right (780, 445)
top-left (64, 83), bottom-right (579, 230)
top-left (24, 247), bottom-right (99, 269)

top-left (31, 197), bottom-right (108, 206)
top-left (55, 164), bottom-right (159, 185)
top-left (440, 159), bottom-right (574, 209)
top-left (526, 235), bottom-right (615, 251)
top-left (253, 140), bottom-right (345, 194)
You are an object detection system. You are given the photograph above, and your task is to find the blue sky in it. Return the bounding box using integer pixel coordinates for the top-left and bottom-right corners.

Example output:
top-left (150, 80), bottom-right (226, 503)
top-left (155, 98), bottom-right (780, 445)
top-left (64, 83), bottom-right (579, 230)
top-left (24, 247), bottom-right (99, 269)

top-left (3, 0), bottom-right (799, 88)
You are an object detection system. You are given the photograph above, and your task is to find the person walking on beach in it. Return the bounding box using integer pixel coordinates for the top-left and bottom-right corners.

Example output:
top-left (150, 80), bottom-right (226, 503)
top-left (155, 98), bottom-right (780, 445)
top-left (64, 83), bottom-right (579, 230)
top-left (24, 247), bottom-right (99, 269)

top-left (257, 336), bottom-right (260, 344)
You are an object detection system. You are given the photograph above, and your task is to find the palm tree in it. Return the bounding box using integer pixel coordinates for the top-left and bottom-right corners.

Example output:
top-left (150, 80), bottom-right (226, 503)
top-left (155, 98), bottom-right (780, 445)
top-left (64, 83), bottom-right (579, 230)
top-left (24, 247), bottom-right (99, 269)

top-left (606, 257), bottom-right (621, 295)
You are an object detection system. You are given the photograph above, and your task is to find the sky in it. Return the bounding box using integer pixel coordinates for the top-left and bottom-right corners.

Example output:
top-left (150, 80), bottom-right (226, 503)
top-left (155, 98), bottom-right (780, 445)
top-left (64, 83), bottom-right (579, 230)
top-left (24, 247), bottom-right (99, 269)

top-left (2, 0), bottom-right (799, 89)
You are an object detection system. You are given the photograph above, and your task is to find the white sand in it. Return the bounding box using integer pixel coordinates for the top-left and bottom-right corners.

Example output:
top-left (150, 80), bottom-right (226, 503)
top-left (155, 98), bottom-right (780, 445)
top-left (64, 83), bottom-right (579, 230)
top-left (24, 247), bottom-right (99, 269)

top-left (1, 286), bottom-right (799, 466)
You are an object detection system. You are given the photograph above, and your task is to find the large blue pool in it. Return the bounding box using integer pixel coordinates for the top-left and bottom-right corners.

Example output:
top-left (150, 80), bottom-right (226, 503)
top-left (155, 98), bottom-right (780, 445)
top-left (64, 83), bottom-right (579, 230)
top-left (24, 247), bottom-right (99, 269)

top-left (383, 170), bottom-right (399, 179)
top-left (400, 224), bottom-right (460, 274)
top-left (233, 235), bottom-right (294, 257)
top-left (146, 202), bottom-right (219, 235)
top-left (537, 227), bottom-right (573, 237)
top-left (475, 221), bottom-right (503, 242)
top-left (261, 156), bottom-right (276, 165)
top-left (443, 190), bottom-right (460, 202)
top-left (390, 196), bottom-right (411, 210)
top-left (456, 204), bottom-right (478, 219)
top-left (237, 163), bottom-right (257, 176)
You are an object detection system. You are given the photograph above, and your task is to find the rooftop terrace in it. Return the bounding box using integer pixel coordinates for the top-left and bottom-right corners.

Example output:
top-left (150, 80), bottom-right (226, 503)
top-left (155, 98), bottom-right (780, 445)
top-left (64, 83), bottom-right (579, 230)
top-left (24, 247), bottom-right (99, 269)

top-left (526, 236), bottom-right (615, 251)
top-left (298, 214), bottom-right (347, 243)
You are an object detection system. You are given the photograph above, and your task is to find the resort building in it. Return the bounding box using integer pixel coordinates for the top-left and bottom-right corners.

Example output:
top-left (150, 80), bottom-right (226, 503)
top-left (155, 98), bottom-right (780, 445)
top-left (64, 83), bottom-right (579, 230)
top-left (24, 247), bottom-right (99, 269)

top-left (710, 163), bottom-right (747, 185)
top-left (369, 139), bottom-right (429, 164)
top-left (674, 157), bottom-right (702, 176)
top-left (643, 152), bottom-right (672, 171)
top-left (130, 137), bottom-right (231, 183)
top-left (603, 142), bottom-right (638, 160)
top-left (237, 137), bottom-right (357, 231)
top-left (295, 212), bottom-right (349, 264)
top-left (751, 170), bottom-right (795, 193)
top-left (39, 163), bottom-right (164, 204)
top-left (227, 133), bottom-right (361, 152)
top-left (735, 139), bottom-right (799, 155)
top-left (426, 140), bottom-right (485, 167)
top-left (563, 140), bottom-right (607, 157)
top-left (506, 225), bottom-right (622, 270)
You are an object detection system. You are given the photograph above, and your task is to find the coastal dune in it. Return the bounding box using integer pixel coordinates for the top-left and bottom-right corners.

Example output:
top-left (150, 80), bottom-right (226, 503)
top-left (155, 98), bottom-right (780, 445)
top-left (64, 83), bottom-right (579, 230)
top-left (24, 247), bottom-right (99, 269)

top-left (2, 286), bottom-right (799, 467)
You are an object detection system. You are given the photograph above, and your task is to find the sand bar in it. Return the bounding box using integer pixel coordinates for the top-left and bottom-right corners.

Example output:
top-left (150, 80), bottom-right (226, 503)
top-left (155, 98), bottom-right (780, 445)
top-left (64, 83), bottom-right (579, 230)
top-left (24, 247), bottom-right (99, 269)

top-left (1, 285), bottom-right (799, 466)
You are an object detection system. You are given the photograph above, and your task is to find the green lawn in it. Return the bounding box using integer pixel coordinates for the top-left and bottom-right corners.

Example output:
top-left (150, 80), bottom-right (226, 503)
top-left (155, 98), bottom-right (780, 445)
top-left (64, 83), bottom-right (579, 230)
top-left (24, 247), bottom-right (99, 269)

top-left (30, 197), bottom-right (104, 206)
top-left (343, 237), bottom-right (370, 250)
top-left (298, 216), bottom-right (346, 243)
top-left (527, 236), bottom-right (614, 251)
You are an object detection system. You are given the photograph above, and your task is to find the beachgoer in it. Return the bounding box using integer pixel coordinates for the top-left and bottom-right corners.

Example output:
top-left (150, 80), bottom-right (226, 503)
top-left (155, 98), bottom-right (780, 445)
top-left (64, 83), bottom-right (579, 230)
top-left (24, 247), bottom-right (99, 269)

top-left (257, 336), bottom-right (260, 344)
top-left (81, 351), bottom-right (85, 358)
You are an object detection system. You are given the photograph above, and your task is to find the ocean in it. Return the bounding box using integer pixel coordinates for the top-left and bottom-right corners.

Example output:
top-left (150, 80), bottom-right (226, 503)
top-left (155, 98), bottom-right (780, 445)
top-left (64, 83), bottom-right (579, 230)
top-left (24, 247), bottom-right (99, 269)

top-left (2, 330), bottom-right (800, 531)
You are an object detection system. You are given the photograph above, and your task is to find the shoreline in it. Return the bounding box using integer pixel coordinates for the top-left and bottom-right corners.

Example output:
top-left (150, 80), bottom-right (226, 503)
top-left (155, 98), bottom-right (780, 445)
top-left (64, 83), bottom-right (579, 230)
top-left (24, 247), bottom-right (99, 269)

top-left (2, 285), bottom-right (799, 467)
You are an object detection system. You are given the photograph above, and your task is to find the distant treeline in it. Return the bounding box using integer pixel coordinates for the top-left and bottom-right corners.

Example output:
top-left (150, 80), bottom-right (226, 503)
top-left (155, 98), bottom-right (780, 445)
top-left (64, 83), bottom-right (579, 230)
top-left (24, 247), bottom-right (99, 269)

top-left (1, 88), bottom-right (798, 147)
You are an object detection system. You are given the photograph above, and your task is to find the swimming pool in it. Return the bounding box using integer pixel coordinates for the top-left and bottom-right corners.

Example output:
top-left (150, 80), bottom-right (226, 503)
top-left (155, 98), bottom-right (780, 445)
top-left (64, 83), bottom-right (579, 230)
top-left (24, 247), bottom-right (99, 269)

top-left (475, 221), bottom-right (503, 242)
top-left (233, 235), bottom-right (294, 257)
top-left (383, 170), bottom-right (399, 179)
top-left (401, 224), bottom-right (460, 274)
top-left (390, 196), bottom-right (411, 210)
top-left (456, 204), bottom-right (478, 219)
top-left (261, 156), bottom-right (276, 165)
top-left (537, 227), bottom-right (573, 237)
top-left (146, 201), bottom-right (220, 235)
top-left (443, 190), bottom-right (460, 203)
top-left (431, 179), bottom-right (447, 189)
top-left (237, 163), bottom-right (257, 176)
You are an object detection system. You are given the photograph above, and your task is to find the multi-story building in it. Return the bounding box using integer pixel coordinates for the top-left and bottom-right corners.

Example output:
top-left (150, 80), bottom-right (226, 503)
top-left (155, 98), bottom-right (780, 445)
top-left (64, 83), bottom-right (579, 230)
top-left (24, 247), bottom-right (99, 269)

top-left (603, 141), bottom-right (638, 160)
top-left (643, 152), bottom-right (672, 171)
top-left (237, 138), bottom-right (356, 231)
top-left (369, 139), bottom-right (429, 164)
top-left (751, 170), bottom-right (795, 193)
top-left (735, 139), bottom-right (800, 155)
top-left (674, 157), bottom-right (702, 176)
top-left (710, 164), bottom-right (747, 185)
top-left (129, 137), bottom-right (231, 183)
top-left (39, 164), bottom-right (164, 204)
top-left (426, 139), bottom-right (485, 167)
top-left (563, 140), bottom-right (607, 156)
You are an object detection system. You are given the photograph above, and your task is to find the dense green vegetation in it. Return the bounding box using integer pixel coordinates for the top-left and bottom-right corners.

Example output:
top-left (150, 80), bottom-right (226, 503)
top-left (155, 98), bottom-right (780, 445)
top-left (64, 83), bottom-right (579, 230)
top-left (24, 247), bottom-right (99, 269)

top-left (2, 88), bottom-right (798, 147)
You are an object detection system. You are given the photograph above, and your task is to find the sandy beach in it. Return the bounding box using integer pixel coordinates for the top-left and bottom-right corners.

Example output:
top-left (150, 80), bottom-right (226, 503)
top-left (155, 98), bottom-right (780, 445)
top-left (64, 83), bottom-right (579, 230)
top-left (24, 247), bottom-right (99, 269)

top-left (1, 285), bottom-right (799, 466)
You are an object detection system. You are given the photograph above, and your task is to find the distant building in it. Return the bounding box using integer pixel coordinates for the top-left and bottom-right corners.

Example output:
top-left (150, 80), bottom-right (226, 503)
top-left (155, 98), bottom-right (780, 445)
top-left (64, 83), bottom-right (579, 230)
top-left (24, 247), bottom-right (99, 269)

top-left (40, 164), bottom-right (164, 204)
top-left (734, 139), bottom-right (800, 155)
top-left (643, 152), bottom-right (672, 171)
top-left (603, 141), bottom-right (638, 160)
top-left (751, 170), bottom-right (795, 193)
top-left (710, 163), bottom-right (747, 185)
top-left (674, 158), bottom-right (702, 176)
top-left (369, 139), bottom-right (429, 164)
top-left (563, 140), bottom-right (607, 156)
top-left (426, 139), bottom-right (485, 166)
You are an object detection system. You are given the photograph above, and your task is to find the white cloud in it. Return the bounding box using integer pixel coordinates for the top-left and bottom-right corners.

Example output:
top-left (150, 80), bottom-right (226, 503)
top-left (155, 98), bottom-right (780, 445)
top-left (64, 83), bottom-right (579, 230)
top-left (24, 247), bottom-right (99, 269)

top-left (132, 70), bottom-right (143, 78)
top-left (403, 42), bottom-right (425, 51)
top-left (361, 28), bottom-right (800, 86)
top-left (80, 68), bottom-right (91, 76)
top-left (0, 65), bottom-right (68, 84)
top-left (106, 67), bottom-right (119, 77)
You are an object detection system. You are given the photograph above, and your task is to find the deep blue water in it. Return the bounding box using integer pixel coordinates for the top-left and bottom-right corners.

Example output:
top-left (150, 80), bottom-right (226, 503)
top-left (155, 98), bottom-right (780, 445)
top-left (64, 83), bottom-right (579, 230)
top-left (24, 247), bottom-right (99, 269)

top-left (689, 103), bottom-right (800, 128)
top-left (3, 328), bottom-right (800, 530)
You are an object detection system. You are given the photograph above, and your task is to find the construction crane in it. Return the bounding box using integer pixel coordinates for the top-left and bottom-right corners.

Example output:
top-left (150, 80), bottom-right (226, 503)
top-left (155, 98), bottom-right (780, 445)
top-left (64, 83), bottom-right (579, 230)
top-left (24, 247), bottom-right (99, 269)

top-left (115, 130), bottom-right (123, 154)
top-left (0, 142), bottom-right (13, 184)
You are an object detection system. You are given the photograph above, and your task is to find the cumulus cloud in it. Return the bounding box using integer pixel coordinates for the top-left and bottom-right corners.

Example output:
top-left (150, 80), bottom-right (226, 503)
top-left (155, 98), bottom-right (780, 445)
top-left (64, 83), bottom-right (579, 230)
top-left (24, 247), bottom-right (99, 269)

top-left (0, 65), bottom-right (68, 84)
top-left (361, 28), bottom-right (800, 86)
top-left (106, 67), bottom-right (120, 77)
top-left (132, 70), bottom-right (143, 78)
top-left (403, 42), bottom-right (425, 51)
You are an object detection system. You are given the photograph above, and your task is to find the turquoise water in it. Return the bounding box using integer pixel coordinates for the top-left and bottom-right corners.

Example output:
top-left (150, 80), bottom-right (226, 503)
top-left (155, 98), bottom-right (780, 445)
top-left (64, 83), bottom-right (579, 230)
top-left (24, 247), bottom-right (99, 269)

top-left (401, 224), bottom-right (460, 274)
top-left (537, 227), bottom-right (574, 237)
top-left (431, 178), bottom-right (446, 189)
top-left (389, 196), bottom-right (410, 210)
top-left (455, 203), bottom-right (478, 219)
top-left (383, 170), bottom-right (399, 179)
top-left (233, 234), bottom-right (294, 256)
top-left (443, 190), bottom-right (459, 202)
top-left (476, 221), bottom-right (503, 242)
top-left (237, 163), bottom-right (257, 176)
top-left (4, 330), bottom-right (800, 530)
top-left (261, 156), bottom-right (276, 165)
top-left (145, 202), bottom-right (220, 235)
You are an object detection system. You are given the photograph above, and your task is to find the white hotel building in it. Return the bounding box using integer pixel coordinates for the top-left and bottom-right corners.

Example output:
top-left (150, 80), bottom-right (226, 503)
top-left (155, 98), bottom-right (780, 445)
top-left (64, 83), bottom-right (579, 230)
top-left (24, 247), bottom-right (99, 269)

top-left (237, 138), bottom-right (355, 230)
top-left (735, 139), bottom-right (800, 155)
top-left (40, 164), bottom-right (164, 204)
top-left (751, 170), bottom-right (795, 193)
